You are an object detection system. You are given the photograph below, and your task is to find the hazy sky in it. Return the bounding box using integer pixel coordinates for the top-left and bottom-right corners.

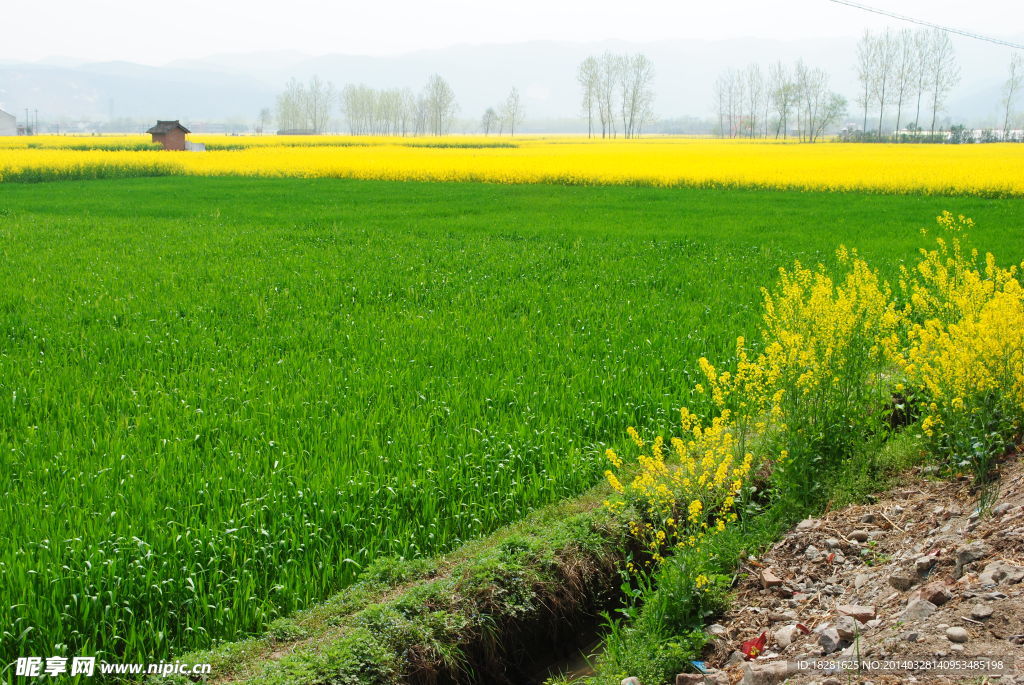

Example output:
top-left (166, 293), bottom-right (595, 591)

top-left (5, 0), bottom-right (1022, 64)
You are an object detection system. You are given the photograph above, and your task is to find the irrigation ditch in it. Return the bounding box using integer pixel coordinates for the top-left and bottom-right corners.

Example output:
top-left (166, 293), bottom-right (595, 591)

top-left (155, 489), bottom-right (633, 685)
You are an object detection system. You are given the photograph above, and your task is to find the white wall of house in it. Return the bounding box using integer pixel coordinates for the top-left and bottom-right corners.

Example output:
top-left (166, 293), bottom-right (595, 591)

top-left (0, 110), bottom-right (17, 136)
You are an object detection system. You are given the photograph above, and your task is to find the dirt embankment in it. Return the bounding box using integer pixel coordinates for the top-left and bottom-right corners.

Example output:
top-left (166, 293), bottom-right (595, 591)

top-left (681, 448), bottom-right (1024, 685)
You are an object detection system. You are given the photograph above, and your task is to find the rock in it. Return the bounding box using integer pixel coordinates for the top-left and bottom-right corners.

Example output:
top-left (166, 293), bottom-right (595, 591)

top-left (860, 513), bottom-right (876, 523)
top-left (889, 573), bottom-right (916, 591)
top-left (910, 581), bottom-right (952, 606)
top-left (774, 624), bottom-right (799, 649)
top-left (707, 623), bottom-right (728, 637)
top-left (621, 678), bottom-right (641, 685)
top-left (904, 599), bottom-right (938, 620)
top-left (866, 619), bottom-right (882, 629)
top-left (767, 610), bottom-right (796, 623)
top-left (849, 530), bottom-right (870, 542)
top-left (892, 505), bottom-right (904, 514)
top-left (992, 502), bottom-right (1012, 516)
top-left (677, 673), bottom-right (728, 685)
top-left (836, 615), bottom-right (859, 640)
top-left (760, 569), bottom-right (784, 588)
top-left (797, 518), bottom-right (820, 531)
top-left (816, 625), bottom-right (842, 654)
top-left (825, 537), bottom-right (842, 549)
top-left (955, 541), bottom-right (992, 576)
top-left (839, 604), bottom-right (877, 623)
top-left (740, 661), bottom-right (796, 685)
top-left (855, 573), bottom-right (870, 589)
top-left (945, 626), bottom-right (969, 643)
top-left (725, 651), bottom-right (746, 667)
top-left (915, 556), bottom-right (937, 574)
top-left (978, 561), bottom-right (1024, 585)
top-left (823, 679), bottom-right (842, 685)
top-left (804, 544), bottom-right (822, 561)
top-left (901, 630), bottom-right (920, 642)
top-left (970, 604), bottom-right (994, 620)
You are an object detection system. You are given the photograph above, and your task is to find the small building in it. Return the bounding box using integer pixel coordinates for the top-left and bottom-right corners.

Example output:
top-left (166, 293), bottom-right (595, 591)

top-left (0, 109), bottom-right (16, 137)
top-left (147, 120), bottom-right (191, 150)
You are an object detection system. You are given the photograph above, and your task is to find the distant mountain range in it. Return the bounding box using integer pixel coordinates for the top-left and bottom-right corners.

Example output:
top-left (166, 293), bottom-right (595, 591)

top-left (0, 36), bottom-right (1019, 131)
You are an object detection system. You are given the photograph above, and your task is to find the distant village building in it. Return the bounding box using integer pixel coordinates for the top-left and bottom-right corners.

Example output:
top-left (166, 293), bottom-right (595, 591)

top-left (0, 109), bottom-right (16, 137)
top-left (147, 120), bottom-right (191, 150)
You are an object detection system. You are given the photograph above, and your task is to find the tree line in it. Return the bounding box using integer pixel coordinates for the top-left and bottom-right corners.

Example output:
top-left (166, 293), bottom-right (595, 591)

top-left (275, 76), bottom-right (336, 134)
top-left (576, 52), bottom-right (655, 138)
top-left (712, 61), bottom-right (846, 142)
top-left (480, 88), bottom-right (524, 135)
top-left (853, 27), bottom-right (959, 139)
top-left (274, 74), bottom-right (460, 136)
top-left (341, 75), bottom-right (461, 136)
top-left (270, 39), bottom-right (1022, 141)
top-left (854, 29), bottom-right (1023, 141)
top-left (1001, 53), bottom-right (1022, 139)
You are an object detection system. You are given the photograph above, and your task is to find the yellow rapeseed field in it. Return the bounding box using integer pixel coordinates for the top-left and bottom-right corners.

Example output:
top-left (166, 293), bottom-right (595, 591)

top-left (1, 135), bottom-right (1022, 196)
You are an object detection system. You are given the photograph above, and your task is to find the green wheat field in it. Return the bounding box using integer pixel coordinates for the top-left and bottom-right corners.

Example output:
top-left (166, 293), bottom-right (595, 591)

top-left (1, 176), bottom-right (1020, 666)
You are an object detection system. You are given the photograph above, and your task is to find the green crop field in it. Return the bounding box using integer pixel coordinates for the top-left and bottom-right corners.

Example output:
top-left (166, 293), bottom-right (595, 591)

top-left (1, 177), bottom-right (1020, 667)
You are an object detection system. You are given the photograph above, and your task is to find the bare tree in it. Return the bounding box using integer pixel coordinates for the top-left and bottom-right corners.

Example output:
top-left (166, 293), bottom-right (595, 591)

top-left (870, 29), bottom-right (898, 137)
top-left (618, 54), bottom-right (655, 138)
top-left (713, 70), bottom-right (731, 137)
top-left (412, 94), bottom-right (428, 135)
top-left (769, 62), bottom-right (796, 138)
top-left (377, 89), bottom-right (406, 135)
top-left (925, 30), bottom-right (960, 136)
top-left (501, 87), bottom-right (524, 136)
top-left (341, 84), bottom-right (374, 134)
top-left (891, 29), bottom-right (917, 135)
top-left (744, 64), bottom-right (765, 138)
top-left (855, 30), bottom-right (877, 134)
top-left (813, 92), bottom-right (848, 141)
top-left (1002, 53), bottom-right (1024, 137)
top-left (714, 68), bottom-right (744, 138)
top-left (911, 29), bottom-right (932, 131)
top-left (256, 107), bottom-right (273, 135)
top-left (275, 77), bottom-right (306, 132)
top-left (481, 107), bottom-right (499, 135)
top-left (276, 76), bottom-right (336, 133)
top-left (422, 74), bottom-right (458, 136)
top-left (597, 52), bottom-right (621, 138)
top-left (398, 89), bottom-right (416, 136)
top-left (794, 60), bottom-right (845, 142)
top-left (304, 75), bottom-right (335, 134)
top-left (577, 56), bottom-right (600, 138)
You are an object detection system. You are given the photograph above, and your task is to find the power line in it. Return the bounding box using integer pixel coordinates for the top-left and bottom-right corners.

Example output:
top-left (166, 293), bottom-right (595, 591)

top-left (827, 0), bottom-right (1024, 50)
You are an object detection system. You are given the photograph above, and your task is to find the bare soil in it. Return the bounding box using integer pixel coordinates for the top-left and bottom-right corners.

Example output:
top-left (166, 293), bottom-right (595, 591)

top-left (691, 447), bottom-right (1024, 685)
